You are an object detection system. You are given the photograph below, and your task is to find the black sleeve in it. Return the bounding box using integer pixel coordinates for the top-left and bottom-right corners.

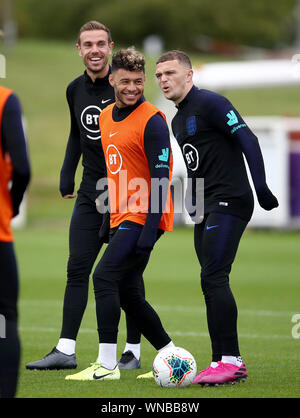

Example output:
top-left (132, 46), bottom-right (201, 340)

top-left (59, 86), bottom-right (82, 196)
top-left (136, 113), bottom-right (172, 252)
top-left (1, 94), bottom-right (31, 217)
top-left (204, 92), bottom-right (278, 210)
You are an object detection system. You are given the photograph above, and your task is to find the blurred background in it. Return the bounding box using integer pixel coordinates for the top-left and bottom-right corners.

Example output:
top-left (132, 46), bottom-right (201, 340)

top-left (1, 0), bottom-right (300, 230)
top-left (1, 0), bottom-right (300, 398)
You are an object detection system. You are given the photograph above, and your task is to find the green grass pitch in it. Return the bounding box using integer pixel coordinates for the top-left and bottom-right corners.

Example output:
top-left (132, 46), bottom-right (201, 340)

top-left (2, 39), bottom-right (300, 399)
top-left (15, 225), bottom-right (300, 398)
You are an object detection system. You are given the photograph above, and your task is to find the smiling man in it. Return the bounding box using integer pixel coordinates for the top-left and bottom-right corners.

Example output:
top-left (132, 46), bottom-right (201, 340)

top-left (156, 50), bottom-right (279, 386)
top-left (76, 23), bottom-right (113, 81)
top-left (65, 48), bottom-right (175, 381)
top-left (26, 22), bottom-right (142, 372)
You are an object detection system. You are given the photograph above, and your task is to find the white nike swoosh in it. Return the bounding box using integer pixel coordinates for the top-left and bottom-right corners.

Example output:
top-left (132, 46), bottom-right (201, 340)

top-left (101, 99), bottom-right (111, 104)
top-left (109, 132), bottom-right (118, 138)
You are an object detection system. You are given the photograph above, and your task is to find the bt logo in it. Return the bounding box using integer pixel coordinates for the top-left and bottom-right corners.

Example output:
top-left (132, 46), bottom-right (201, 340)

top-left (80, 105), bottom-right (102, 140)
top-left (183, 143), bottom-right (199, 171)
top-left (106, 144), bottom-right (122, 174)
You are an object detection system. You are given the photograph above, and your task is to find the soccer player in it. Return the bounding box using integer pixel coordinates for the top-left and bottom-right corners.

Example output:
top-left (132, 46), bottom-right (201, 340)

top-left (155, 50), bottom-right (279, 386)
top-left (0, 85), bottom-right (31, 397)
top-left (65, 47), bottom-right (175, 381)
top-left (26, 21), bottom-right (142, 371)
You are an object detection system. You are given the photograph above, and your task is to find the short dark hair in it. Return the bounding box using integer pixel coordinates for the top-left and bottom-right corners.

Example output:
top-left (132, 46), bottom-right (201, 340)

top-left (156, 50), bottom-right (192, 69)
top-left (77, 21), bottom-right (112, 44)
top-left (111, 48), bottom-right (145, 73)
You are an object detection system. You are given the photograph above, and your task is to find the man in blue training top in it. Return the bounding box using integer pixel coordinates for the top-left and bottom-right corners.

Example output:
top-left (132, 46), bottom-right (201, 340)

top-left (155, 50), bottom-right (278, 386)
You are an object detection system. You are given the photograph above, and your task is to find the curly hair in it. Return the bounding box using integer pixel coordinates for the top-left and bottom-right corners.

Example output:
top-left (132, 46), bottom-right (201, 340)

top-left (111, 48), bottom-right (145, 73)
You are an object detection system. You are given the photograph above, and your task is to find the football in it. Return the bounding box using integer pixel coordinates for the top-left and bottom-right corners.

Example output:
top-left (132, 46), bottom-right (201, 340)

top-left (152, 346), bottom-right (197, 388)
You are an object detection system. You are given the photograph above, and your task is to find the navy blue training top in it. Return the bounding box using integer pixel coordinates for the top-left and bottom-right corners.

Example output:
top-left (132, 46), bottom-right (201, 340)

top-left (60, 70), bottom-right (115, 197)
top-left (172, 86), bottom-right (276, 222)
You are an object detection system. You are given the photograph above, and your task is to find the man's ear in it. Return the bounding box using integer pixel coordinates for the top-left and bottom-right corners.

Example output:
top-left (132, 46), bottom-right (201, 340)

top-left (109, 41), bottom-right (114, 55)
top-left (76, 43), bottom-right (82, 57)
top-left (186, 68), bottom-right (194, 83)
top-left (109, 73), bottom-right (114, 87)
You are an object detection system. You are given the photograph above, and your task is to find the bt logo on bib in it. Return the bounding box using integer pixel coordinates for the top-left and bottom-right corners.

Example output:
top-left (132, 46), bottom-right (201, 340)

top-left (106, 144), bottom-right (122, 174)
top-left (80, 105), bottom-right (102, 140)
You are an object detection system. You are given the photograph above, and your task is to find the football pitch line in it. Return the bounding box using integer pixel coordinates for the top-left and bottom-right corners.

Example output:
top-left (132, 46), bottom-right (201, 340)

top-left (19, 325), bottom-right (292, 340)
top-left (20, 299), bottom-right (296, 318)
top-left (19, 300), bottom-right (295, 341)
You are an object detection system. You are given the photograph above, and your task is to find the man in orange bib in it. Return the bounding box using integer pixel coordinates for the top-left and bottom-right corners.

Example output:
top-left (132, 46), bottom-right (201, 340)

top-left (0, 85), bottom-right (30, 397)
top-left (66, 48), bottom-right (175, 381)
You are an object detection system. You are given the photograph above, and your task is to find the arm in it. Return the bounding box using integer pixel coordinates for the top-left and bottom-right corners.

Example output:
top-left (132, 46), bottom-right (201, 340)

top-left (59, 86), bottom-right (82, 198)
top-left (136, 113), bottom-right (172, 253)
top-left (1, 94), bottom-right (31, 217)
top-left (205, 92), bottom-right (278, 210)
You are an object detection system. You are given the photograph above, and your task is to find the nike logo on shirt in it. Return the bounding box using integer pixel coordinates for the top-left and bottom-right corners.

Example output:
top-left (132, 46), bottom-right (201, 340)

top-left (101, 99), bottom-right (111, 104)
top-left (206, 225), bottom-right (219, 230)
top-left (109, 132), bottom-right (118, 138)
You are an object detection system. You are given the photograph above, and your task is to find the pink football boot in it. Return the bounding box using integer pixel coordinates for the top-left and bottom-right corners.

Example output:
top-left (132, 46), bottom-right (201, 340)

top-left (192, 364), bottom-right (218, 385)
top-left (193, 361), bottom-right (248, 386)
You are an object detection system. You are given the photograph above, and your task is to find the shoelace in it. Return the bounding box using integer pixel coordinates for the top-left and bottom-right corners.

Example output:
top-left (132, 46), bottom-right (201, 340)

top-left (87, 362), bottom-right (102, 371)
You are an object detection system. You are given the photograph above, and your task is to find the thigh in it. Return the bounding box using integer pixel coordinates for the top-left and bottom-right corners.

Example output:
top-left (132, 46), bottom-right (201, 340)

top-left (94, 222), bottom-right (145, 279)
top-left (70, 192), bottom-right (103, 229)
top-left (195, 212), bottom-right (247, 275)
top-left (0, 242), bottom-right (18, 321)
top-left (69, 192), bottom-right (103, 256)
top-left (194, 214), bottom-right (208, 267)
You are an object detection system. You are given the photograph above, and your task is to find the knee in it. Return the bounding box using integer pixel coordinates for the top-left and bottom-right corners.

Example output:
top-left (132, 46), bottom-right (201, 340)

top-left (92, 268), bottom-right (118, 299)
top-left (119, 286), bottom-right (144, 314)
top-left (67, 252), bottom-right (96, 283)
top-left (200, 269), bottom-right (229, 296)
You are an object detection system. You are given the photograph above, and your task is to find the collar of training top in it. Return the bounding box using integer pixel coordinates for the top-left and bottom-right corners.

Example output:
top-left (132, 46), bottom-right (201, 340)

top-left (177, 85), bottom-right (198, 109)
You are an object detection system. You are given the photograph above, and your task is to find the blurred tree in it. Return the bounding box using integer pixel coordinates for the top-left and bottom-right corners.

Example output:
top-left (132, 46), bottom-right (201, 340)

top-left (14, 0), bottom-right (297, 50)
top-left (16, 0), bottom-right (95, 40)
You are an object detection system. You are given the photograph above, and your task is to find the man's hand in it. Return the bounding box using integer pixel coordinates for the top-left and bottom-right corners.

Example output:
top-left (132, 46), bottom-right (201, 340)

top-left (257, 186), bottom-right (279, 211)
top-left (63, 194), bottom-right (77, 199)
